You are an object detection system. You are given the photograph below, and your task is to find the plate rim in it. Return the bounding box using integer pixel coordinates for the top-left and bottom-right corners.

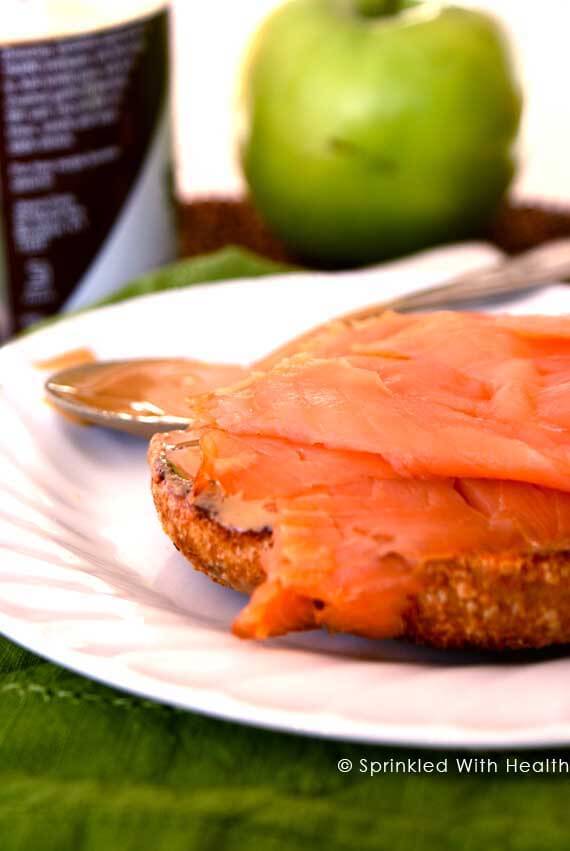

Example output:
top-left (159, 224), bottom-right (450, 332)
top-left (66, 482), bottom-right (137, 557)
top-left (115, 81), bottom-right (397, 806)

top-left (3, 617), bottom-right (570, 750)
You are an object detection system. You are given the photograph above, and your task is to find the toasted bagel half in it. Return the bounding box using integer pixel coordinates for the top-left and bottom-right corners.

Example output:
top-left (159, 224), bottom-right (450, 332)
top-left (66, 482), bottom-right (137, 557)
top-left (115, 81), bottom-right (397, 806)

top-left (150, 431), bottom-right (570, 650)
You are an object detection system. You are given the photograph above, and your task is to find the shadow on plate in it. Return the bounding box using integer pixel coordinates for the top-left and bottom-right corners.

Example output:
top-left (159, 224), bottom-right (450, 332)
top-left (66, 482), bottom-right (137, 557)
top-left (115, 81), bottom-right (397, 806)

top-left (153, 552), bottom-right (570, 668)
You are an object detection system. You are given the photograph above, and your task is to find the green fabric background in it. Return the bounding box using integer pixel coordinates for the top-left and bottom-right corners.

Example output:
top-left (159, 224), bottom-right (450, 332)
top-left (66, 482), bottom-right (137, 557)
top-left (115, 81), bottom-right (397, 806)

top-left (3, 248), bottom-right (569, 850)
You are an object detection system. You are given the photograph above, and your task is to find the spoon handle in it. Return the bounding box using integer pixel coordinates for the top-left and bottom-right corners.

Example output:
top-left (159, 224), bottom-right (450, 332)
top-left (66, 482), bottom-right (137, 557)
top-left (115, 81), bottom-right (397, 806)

top-left (373, 238), bottom-right (570, 315)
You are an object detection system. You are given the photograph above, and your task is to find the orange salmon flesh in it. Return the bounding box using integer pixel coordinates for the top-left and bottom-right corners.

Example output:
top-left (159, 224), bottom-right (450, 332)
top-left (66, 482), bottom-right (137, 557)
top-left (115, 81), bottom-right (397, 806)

top-left (161, 311), bottom-right (570, 640)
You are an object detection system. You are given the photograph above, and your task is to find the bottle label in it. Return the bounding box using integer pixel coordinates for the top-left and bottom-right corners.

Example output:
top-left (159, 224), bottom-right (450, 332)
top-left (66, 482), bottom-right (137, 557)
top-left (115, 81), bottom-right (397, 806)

top-left (0, 9), bottom-right (171, 337)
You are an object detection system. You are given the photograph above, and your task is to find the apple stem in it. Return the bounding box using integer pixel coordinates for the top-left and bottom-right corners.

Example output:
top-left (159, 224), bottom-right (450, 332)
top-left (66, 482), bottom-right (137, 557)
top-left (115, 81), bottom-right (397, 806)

top-left (353, 0), bottom-right (402, 17)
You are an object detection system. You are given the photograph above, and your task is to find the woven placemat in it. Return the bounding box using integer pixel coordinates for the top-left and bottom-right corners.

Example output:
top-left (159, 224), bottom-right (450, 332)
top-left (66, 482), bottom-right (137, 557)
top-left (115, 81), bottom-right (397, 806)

top-left (177, 197), bottom-right (570, 264)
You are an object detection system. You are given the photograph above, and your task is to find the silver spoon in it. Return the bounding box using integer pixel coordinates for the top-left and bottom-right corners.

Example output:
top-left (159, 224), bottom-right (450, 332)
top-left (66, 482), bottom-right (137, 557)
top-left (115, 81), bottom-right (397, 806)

top-left (45, 239), bottom-right (570, 439)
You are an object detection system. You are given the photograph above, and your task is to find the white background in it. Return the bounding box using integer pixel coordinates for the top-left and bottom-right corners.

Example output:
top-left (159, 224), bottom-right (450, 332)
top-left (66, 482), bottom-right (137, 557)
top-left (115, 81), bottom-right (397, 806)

top-left (172, 0), bottom-right (570, 205)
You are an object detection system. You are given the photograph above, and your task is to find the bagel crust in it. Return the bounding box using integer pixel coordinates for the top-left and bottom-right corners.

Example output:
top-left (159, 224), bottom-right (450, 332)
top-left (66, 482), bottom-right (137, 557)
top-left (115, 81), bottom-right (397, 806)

top-left (150, 433), bottom-right (570, 650)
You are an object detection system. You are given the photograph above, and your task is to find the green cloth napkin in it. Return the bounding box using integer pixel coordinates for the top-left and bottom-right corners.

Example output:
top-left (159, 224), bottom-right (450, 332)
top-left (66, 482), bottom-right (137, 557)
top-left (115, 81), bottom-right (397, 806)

top-left (2, 247), bottom-right (569, 850)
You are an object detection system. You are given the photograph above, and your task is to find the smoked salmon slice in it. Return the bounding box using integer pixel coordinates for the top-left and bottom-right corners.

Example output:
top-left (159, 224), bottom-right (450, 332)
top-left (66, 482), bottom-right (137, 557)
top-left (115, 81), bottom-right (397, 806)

top-left (177, 311), bottom-right (570, 640)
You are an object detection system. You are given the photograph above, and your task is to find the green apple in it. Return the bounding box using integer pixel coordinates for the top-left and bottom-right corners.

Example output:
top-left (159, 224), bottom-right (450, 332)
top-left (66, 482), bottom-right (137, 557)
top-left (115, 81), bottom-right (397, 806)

top-left (239, 0), bottom-right (522, 266)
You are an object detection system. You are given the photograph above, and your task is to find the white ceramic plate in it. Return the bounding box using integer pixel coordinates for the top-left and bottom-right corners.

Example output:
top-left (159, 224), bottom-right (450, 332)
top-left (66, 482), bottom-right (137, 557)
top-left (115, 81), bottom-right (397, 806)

top-left (2, 243), bottom-right (570, 749)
